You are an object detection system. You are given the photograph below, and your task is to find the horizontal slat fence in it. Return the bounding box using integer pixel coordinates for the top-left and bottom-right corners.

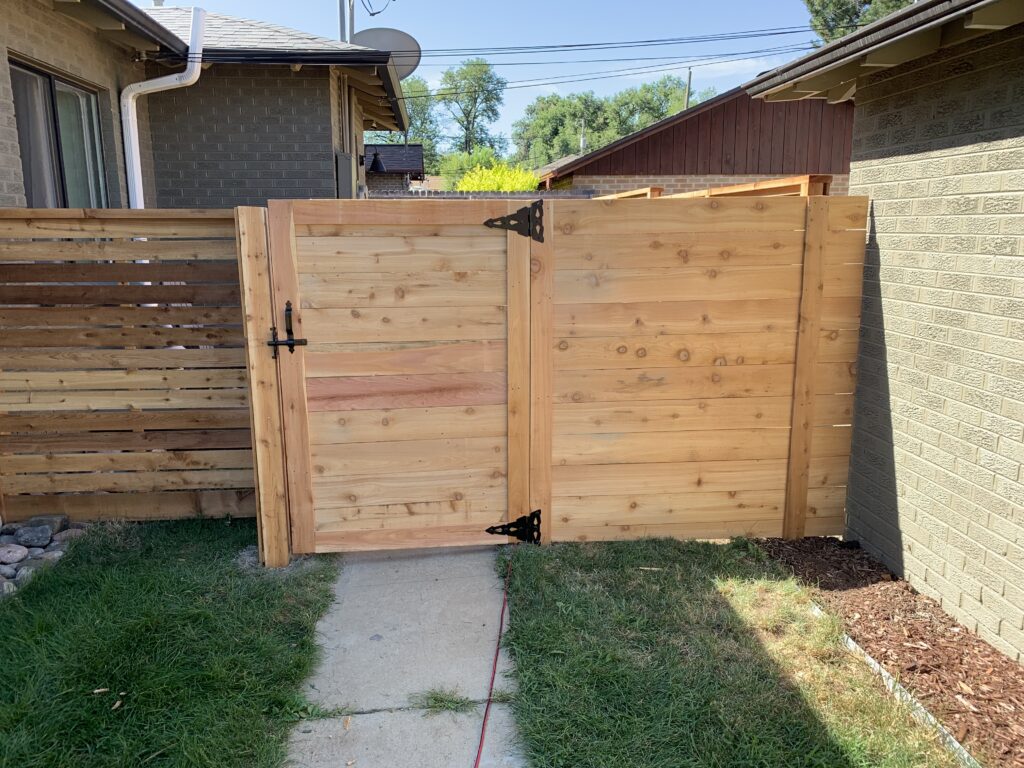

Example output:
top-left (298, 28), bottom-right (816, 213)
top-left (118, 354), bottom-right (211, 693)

top-left (0, 210), bottom-right (255, 522)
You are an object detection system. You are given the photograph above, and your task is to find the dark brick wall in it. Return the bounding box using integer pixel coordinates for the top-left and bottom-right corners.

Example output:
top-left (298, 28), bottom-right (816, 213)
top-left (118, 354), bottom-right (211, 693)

top-left (846, 23), bottom-right (1024, 661)
top-left (147, 65), bottom-right (337, 208)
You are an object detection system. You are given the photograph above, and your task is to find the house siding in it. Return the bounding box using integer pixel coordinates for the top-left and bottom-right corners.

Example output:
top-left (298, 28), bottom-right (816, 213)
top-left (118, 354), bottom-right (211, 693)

top-left (0, 0), bottom-right (153, 207)
top-left (570, 173), bottom-right (849, 197)
top-left (147, 64), bottom-right (337, 208)
top-left (846, 23), bottom-right (1024, 661)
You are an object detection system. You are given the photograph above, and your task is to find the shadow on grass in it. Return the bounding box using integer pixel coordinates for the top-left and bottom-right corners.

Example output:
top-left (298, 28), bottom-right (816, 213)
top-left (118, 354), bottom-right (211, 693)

top-left (501, 538), bottom-right (940, 768)
top-left (0, 520), bottom-right (338, 768)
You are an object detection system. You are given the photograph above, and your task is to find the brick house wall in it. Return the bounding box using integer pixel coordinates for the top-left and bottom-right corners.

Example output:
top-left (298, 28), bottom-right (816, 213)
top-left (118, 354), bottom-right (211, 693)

top-left (147, 64), bottom-right (338, 208)
top-left (0, 0), bottom-right (154, 207)
top-left (846, 23), bottom-right (1024, 661)
top-left (571, 173), bottom-right (849, 197)
top-left (367, 172), bottom-right (410, 195)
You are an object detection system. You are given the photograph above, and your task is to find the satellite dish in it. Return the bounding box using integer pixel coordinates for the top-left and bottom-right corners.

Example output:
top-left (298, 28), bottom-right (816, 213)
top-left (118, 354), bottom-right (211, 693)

top-left (352, 27), bottom-right (421, 80)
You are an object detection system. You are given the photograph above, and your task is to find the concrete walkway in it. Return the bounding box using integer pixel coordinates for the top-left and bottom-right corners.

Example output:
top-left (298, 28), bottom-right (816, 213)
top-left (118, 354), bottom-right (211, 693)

top-left (288, 546), bottom-right (525, 768)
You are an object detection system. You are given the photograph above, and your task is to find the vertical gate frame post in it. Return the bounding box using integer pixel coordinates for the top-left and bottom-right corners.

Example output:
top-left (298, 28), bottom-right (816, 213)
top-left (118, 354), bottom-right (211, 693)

top-left (506, 202), bottom-right (532, 531)
top-left (235, 206), bottom-right (290, 567)
top-left (529, 201), bottom-right (554, 543)
top-left (784, 196), bottom-right (829, 539)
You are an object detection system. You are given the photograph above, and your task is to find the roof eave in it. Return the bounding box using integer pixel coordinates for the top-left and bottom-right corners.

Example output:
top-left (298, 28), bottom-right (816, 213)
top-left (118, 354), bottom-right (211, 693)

top-left (196, 49), bottom-right (392, 65)
top-left (65, 0), bottom-right (188, 54)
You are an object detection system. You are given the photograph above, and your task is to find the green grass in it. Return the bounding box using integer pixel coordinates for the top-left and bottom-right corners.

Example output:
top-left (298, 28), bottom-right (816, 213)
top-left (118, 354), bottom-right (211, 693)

top-left (0, 520), bottom-right (339, 768)
top-left (501, 538), bottom-right (958, 768)
top-left (409, 687), bottom-right (478, 714)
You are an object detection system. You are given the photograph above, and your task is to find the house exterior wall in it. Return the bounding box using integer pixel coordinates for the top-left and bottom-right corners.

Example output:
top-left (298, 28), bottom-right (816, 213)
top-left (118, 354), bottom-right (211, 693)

top-left (147, 64), bottom-right (338, 208)
top-left (0, 0), bottom-right (153, 207)
top-left (846, 23), bottom-right (1024, 661)
top-left (570, 173), bottom-right (850, 197)
top-left (367, 172), bottom-right (409, 195)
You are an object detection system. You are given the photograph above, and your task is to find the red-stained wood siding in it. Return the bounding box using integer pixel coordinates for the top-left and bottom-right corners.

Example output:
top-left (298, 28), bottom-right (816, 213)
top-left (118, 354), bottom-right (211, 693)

top-left (568, 90), bottom-right (853, 178)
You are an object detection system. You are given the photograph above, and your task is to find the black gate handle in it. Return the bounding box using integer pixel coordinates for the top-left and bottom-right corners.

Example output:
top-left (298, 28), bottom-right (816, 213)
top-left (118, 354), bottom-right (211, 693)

top-left (267, 300), bottom-right (308, 358)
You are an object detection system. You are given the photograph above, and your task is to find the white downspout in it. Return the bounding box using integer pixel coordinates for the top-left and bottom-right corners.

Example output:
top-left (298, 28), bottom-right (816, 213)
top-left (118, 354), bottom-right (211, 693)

top-left (120, 7), bottom-right (206, 209)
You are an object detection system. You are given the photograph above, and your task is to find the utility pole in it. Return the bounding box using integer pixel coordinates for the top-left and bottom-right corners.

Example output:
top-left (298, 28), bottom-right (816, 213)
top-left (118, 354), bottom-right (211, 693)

top-left (684, 67), bottom-right (693, 110)
top-left (580, 116), bottom-right (587, 152)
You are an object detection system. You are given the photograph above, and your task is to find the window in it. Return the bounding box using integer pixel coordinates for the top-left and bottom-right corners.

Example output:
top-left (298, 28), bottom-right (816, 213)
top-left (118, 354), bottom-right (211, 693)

top-left (10, 63), bottom-right (108, 207)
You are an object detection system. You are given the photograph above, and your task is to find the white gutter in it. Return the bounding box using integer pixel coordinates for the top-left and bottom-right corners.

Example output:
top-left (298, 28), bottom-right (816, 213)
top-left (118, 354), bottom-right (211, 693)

top-left (120, 7), bottom-right (206, 209)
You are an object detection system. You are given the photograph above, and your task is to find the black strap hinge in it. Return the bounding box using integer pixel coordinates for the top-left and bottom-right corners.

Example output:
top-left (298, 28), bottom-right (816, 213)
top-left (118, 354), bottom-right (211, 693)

top-left (486, 510), bottom-right (541, 544)
top-left (483, 200), bottom-right (544, 242)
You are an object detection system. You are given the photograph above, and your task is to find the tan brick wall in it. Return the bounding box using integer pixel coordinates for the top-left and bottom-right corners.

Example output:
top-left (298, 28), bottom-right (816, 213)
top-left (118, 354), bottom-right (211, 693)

top-left (847, 23), bottom-right (1024, 661)
top-left (570, 173), bottom-right (850, 197)
top-left (0, 0), bottom-right (154, 207)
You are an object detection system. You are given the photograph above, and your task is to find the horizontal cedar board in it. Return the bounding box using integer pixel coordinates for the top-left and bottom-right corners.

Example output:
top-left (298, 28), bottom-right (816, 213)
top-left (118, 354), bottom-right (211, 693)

top-left (3, 449), bottom-right (252, 474)
top-left (0, 284), bottom-right (239, 305)
top-left (1, 261), bottom-right (238, 283)
top-left (822, 262), bottom-right (865, 298)
top-left (554, 298), bottom-right (798, 337)
top-left (0, 368), bottom-right (247, 391)
top-left (305, 371), bottom-right (506, 411)
top-left (553, 490), bottom-right (785, 527)
top-left (553, 519), bottom-right (784, 542)
top-left (552, 456), bottom-right (849, 496)
top-left (554, 397), bottom-right (793, 433)
top-left (313, 524), bottom-right (499, 552)
top-left (2, 489), bottom-right (255, 522)
top-left (555, 198), bottom-right (807, 234)
top-left (316, 504), bottom-right (506, 534)
top-left (552, 331), bottom-right (795, 369)
top-left (8, 348), bottom-right (246, 371)
top-left (816, 361), bottom-right (857, 394)
top-left (554, 364), bottom-right (794, 403)
top-left (298, 270), bottom-right (505, 308)
top-left (552, 428), bottom-right (790, 465)
top-left (804, 516), bottom-right (844, 536)
top-left (0, 217), bottom-right (234, 239)
top-left (5, 326), bottom-right (243, 349)
top-left (297, 224), bottom-right (499, 238)
top-left (827, 197), bottom-right (869, 230)
top-left (809, 455), bottom-right (850, 488)
top-left (305, 340), bottom-right (506, 377)
top-left (0, 208), bottom-right (233, 219)
top-left (817, 328), bottom-right (859, 362)
top-left (297, 236), bottom-right (506, 272)
top-left (0, 239), bottom-right (237, 261)
top-left (1, 389), bottom-right (248, 411)
top-left (5, 468), bottom-right (254, 494)
top-left (3, 429), bottom-right (252, 453)
top-left (553, 231), bottom-right (804, 269)
top-left (302, 306), bottom-right (506, 343)
top-left (308, 404), bottom-right (505, 445)
top-left (553, 265), bottom-right (801, 304)
top-left (312, 466), bottom-right (506, 509)
top-left (315, 497), bottom-right (503, 528)
top-left (290, 199), bottom-right (509, 226)
top-left (0, 408), bottom-right (250, 432)
top-left (821, 297), bottom-right (862, 328)
top-left (824, 229), bottom-right (867, 265)
top-left (0, 307), bottom-right (242, 328)
top-left (311, 436), bottom-right (506, 476)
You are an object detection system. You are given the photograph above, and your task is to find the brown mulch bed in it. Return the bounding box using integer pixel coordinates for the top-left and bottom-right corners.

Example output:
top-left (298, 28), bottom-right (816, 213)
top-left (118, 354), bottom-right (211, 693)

top-left (759, 536), bottom-right (1024, 767)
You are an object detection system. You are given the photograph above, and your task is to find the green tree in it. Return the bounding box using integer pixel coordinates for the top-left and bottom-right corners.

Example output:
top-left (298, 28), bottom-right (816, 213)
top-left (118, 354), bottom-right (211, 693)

top-left (456, 162), bottom-right (538, 192)
top-left (511, 76), bottom-right (715, 169)
top-left (365, 76), bottom-right (443, 174)
top-left (804, 0), bottom-right (912, 44)
top-left (437, 59), bottom-right (507, 154)
top-left (438, 147), bottom-right (500, 190)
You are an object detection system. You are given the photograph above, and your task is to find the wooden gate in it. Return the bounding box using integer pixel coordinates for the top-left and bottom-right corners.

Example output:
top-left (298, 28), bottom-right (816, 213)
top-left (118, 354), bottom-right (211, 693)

top-left (238, 196), bottom-right (867, 564)
top-left (237, 200), bottom-right (534, 559)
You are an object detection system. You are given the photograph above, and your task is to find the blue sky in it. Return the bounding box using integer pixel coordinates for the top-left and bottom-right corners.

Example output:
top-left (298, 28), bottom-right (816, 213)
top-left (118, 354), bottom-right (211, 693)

top-left (132, 0), bottom-right (817, 143)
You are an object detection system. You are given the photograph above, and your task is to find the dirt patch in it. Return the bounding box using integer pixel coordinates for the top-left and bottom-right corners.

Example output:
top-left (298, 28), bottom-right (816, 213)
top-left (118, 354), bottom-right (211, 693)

top-left (759, 537), bottom-right (1024, 767)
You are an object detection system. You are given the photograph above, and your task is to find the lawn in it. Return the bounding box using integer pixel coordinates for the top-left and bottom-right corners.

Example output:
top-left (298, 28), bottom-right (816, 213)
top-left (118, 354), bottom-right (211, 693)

top-left (0, 520), bottom-right (338, 768)
top-left (501, 538), bottom-right (958, 768)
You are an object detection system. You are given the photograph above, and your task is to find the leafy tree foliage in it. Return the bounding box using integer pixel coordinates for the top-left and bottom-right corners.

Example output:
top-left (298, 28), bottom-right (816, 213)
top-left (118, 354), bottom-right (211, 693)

top-left (456, 162), bottom-right (538, 192)
top-left (438, 147), bottom-right (501, 190)
top-left (365, 76), bottom-right (443, 173)
top-left (437, 58), bottom-right (508, 154)
top-left (804, 0), bottom-right (912, 44)
top-left (511, 76), bottom-right (717, 168)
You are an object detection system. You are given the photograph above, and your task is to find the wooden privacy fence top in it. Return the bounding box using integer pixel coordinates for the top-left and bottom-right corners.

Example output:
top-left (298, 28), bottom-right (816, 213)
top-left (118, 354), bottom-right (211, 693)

top-left (665, 174), bottom-right (834, 199)
top-left (0, 208), bottom-right (254, 524)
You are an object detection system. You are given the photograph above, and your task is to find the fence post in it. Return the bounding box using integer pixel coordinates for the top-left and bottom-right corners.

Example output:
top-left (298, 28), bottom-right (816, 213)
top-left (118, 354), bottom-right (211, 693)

top-left (235, 207), bottom-right (291, 567)
top-left (784, 196), bottom-right (829, 539)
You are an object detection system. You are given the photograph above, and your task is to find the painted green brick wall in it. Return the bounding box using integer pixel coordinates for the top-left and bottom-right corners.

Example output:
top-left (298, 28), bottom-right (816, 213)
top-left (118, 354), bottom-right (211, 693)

top-left (847, 23), bottom-right (1024, 661)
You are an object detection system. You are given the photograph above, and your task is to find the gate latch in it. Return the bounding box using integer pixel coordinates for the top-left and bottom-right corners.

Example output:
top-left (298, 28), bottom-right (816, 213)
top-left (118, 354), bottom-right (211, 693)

top-left (486, 510), bottom-right (542, 544)
top-left (267, 300), bottom-right (308, 359)
top-left (483, 200), bottom-right (544, 242)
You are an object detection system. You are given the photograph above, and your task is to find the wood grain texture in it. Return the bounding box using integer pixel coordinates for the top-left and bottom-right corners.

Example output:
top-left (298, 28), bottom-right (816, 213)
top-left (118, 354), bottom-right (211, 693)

top-left (554, 298), bottom-right (799, 337)
top-left (552, 331), bottom-right (795, 369)
top-left (305, 340), bottom-right (506, 377)
top-left (506, 212), bottom-right (531, 523)
top-left (531, 202), bottom-right (555, 542)
top-left (307, 404), bottom-right (505, 445)
top-left (554, 364), bottom-right (794, 403)
top-left (306, 371), bottom-right (506, 412)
